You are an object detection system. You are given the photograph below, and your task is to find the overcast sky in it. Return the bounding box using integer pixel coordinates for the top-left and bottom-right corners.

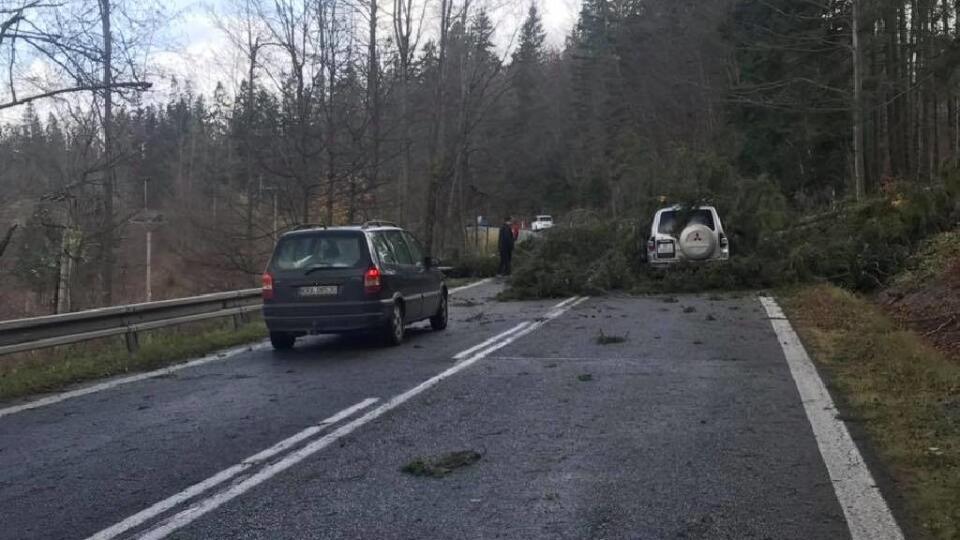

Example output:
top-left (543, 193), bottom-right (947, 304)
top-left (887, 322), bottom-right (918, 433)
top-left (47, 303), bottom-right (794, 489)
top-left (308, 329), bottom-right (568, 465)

top-left (150, 0), bottom-right (581, 100)
top-left (0, 0), bottom-right (580, 123)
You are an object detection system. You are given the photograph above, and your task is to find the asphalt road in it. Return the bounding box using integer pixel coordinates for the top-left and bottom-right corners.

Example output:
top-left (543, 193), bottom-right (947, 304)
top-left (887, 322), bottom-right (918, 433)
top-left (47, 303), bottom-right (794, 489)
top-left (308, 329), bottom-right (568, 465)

top-left (0, 281), bottom-right (853, 540)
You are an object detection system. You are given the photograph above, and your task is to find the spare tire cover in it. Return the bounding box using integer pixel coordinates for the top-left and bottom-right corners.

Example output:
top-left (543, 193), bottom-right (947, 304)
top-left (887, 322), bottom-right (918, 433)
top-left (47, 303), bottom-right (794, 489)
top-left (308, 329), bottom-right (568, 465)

top-left (679, 224), bottom-right (716, 260)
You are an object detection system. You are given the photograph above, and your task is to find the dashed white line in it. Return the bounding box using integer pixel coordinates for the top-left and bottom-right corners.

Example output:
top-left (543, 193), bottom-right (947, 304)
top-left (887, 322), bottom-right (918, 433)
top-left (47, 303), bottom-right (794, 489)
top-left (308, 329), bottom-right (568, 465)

top-left (760, 296), bottom-right (904, 540)
top-left (453, 322), bottom-right (531, 360)
top-left (84, 397), bottom-right (379, 540)
top-left (123, 296), bottom-right (589, 540)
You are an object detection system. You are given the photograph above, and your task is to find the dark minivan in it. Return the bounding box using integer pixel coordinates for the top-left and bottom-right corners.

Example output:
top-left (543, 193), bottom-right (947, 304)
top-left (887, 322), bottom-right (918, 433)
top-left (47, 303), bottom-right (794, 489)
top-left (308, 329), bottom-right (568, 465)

top-left (261, 222), bottom-right (448, 350)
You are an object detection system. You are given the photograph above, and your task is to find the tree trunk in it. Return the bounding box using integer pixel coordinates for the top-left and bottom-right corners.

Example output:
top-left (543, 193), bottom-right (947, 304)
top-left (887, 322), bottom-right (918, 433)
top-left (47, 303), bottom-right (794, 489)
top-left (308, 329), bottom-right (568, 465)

top-left (852, 0), bottom-right (865, 200)
top-left (56, 228), bottom-right (76, 314)
top-left (99, 0), bottom-right (115, 305)
top-left (367, 0), bottom-right (380, 222)
top-left (423, 0), bottom-right (454, 255)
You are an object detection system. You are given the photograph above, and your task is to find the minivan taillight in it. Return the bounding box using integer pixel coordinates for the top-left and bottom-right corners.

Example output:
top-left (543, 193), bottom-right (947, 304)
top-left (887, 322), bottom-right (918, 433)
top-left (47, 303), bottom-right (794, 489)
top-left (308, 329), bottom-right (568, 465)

top-left (262, 272), bottom-right (274, 300)
top-left (364, 266), bottom-right (382, 294)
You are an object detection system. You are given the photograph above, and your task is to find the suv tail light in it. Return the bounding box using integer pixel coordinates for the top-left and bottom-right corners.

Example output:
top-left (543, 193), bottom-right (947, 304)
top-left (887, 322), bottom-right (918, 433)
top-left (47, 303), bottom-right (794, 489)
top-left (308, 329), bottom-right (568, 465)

top-left (647, 237), bottom-right (656, 252)
top-left (262, 272), bottom-right (274, 300)
top-left (719, 232), bottom-right (729, 249)
top-left (364, 266), bottom-right (382, 294)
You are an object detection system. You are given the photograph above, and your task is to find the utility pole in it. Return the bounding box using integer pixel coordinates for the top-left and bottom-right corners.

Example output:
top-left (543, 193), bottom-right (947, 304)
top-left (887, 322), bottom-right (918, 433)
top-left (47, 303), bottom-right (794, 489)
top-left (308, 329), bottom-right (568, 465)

top-left (143, 177), bottom-right (152, 302)
top-left (131, 177), bottom-right (163, 303)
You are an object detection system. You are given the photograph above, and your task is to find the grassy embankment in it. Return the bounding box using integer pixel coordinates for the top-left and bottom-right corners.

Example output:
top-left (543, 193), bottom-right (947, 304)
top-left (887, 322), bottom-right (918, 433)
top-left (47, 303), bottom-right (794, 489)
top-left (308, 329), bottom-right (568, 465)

top-left (0, 317), bottom-right (266, 402)
top-left (782, 285), bottom-right (960, 540)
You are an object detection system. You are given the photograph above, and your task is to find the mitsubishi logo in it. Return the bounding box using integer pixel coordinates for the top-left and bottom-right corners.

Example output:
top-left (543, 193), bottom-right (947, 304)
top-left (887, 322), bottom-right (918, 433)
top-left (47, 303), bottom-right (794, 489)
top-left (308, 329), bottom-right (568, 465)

top-left (693, 232), bottom-right (702, 242)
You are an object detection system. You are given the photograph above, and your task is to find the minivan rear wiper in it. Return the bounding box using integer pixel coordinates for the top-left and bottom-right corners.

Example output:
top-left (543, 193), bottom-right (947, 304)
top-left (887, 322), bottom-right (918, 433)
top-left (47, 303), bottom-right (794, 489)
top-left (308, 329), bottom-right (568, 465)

top-left (304, 265), bottom-right (334, 275)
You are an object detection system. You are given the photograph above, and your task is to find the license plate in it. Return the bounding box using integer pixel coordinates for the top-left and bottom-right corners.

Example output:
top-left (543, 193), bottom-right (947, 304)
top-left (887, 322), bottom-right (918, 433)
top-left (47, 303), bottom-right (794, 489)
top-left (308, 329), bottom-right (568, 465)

top-left (657, 242), bottom-right (675, 255)
top-left (299, 285), bottom-right (338, 297)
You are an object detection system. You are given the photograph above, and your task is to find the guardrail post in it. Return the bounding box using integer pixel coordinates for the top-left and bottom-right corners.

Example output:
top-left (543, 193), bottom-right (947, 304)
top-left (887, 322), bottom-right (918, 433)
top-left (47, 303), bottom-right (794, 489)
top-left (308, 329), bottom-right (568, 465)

top-left (124, 330), bottom-right (140, 354)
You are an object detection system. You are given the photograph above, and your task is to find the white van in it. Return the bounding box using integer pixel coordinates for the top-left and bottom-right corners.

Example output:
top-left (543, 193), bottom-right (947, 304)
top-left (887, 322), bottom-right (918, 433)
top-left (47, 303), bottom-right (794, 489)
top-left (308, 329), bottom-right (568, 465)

top-left (531, 215), bottom-right (554, 232)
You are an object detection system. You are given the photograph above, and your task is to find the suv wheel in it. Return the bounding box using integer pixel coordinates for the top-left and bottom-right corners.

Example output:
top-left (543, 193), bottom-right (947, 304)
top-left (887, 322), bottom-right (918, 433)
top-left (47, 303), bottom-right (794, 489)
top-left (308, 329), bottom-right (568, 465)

top-left (384, 302), bottom-right (405, 346)
top-left (270, 331), bottom-right (296, 350)
top-left (430, 293), bottom-right (448, 331)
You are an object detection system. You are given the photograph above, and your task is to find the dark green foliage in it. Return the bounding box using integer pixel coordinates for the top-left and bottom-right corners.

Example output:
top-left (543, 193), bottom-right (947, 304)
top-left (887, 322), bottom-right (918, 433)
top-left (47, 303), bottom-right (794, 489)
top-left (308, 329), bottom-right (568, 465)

top-left (12, 212), bottom-right (62, 298)
top-left (499, 222), bottom-right (642, 299)
top-left (502, 184), bottom-right (959, 299)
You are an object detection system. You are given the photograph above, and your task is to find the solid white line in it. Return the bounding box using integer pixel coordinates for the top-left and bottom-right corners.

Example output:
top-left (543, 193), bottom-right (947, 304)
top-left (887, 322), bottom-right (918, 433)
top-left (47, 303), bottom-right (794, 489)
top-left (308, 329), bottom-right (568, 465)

top-left (759, 296), bottom-right (904, 540)
top-left (0, 342), bottom-right (270, 419)
top-left (84, 397), bottom-right (379, 540)
top-left (449, 278), bottom-right (493, 295)
top-left (0, 278), bottom-right (497, 419)
top-left (134, 296), bottom-right (588, 540)
top-left (551, 296), bottom-right (579, 310)
top-left (452, 322), bottom-right (531, 360)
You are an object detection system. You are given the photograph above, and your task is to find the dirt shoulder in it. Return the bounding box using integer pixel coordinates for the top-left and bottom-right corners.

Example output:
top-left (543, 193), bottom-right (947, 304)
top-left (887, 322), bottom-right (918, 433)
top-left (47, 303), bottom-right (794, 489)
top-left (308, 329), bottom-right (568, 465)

top-left (781, 285), bottom-right (960, 540)
top-left (878, 231), bottom-right (960, 359)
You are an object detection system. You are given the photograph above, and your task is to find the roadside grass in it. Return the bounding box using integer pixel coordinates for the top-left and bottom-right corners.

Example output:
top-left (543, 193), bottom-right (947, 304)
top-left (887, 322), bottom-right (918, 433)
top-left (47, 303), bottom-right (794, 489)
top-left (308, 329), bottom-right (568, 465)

top-left (781, 285), bottom-right (960, 540)
top-left (0, 317), bottom-right (267, 402)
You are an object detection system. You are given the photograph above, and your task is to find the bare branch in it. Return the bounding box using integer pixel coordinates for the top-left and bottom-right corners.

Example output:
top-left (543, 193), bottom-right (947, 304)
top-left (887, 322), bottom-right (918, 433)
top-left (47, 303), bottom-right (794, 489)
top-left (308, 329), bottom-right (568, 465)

top-left (0, 80), bottom-right (151, 110)
top-left (0, 224), bottom-right (18, 260)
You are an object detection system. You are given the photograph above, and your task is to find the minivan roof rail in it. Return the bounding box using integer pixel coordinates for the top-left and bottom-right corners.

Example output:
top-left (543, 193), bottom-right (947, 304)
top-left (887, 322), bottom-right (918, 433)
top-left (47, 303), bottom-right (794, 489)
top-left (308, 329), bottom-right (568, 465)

top-left (293, 223), bottom-right (327, 231)
top-left (362, 220), bottom-right (398, 229)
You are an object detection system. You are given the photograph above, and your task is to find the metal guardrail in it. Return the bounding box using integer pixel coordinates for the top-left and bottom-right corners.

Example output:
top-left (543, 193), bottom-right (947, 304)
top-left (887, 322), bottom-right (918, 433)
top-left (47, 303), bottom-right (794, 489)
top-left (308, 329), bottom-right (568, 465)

top-left (0, 289), bottom-right (262, 356)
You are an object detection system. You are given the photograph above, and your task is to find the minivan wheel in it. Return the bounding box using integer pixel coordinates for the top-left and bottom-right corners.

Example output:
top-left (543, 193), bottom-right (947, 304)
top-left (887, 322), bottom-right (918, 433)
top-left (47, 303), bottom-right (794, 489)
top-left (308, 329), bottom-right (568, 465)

top-left (270, 331), bottom-right (296, 350)
top-left (430, 293), bottom-right (448, 331)
top-left (384, 302), bottom-right (405, 346)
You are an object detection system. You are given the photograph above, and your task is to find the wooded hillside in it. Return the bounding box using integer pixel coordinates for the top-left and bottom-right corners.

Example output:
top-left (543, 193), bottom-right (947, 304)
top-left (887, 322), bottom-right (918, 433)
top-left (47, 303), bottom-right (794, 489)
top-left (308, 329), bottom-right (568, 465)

top-left (2, 0), bottom-right (958, 317)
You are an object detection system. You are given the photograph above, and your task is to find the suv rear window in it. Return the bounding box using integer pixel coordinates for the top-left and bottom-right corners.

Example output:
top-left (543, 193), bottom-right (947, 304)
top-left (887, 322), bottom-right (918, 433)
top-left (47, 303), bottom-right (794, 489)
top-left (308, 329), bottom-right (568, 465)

top-left (271, 232), bottom-right (366, 271)
top-left (658, 209), bottom-right (715, 234)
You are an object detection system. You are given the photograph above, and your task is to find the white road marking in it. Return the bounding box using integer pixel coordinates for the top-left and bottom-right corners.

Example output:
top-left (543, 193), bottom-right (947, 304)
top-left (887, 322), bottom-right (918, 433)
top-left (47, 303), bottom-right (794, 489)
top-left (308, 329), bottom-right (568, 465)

top-left (0, 280), bottom-right (493, 419)
top-left (759, 296), bottom-right (904, 540)
top-left (449, 277), bottom-right (493, 294)
top-left (0, 343), bottom-right (270, 419)
top-left (452, 322), bottom-right (531, 360)
top-left (84, 398), bottom-right (379, 540)
top-left (551, 296), bottom-right (579, 310)
top-left (129, 296), bottom-right (589, 540)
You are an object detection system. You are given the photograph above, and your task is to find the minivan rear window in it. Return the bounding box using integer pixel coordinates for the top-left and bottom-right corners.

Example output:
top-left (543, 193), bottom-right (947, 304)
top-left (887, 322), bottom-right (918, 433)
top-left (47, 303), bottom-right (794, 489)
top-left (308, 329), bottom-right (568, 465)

top-left (658, 209), bottom-right (715, 234)
top-left (271, 232), bottom-right (366, 271)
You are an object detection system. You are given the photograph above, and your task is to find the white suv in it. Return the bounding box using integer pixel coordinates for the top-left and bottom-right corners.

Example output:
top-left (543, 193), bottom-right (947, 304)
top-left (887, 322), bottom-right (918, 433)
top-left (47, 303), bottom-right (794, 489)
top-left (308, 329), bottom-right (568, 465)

top-left (646, 205), bottom-right (729, 266)
top-left (531, 215), bottom-right (554, 232)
